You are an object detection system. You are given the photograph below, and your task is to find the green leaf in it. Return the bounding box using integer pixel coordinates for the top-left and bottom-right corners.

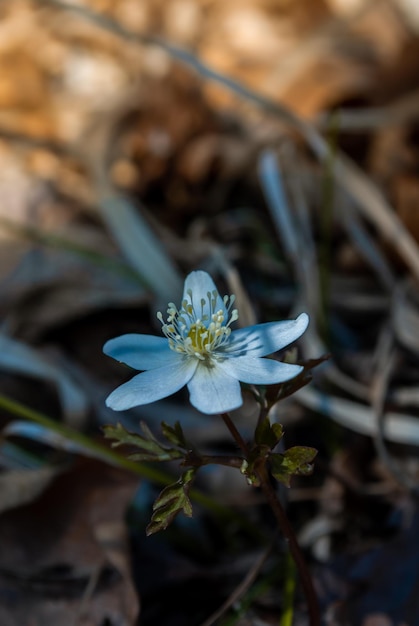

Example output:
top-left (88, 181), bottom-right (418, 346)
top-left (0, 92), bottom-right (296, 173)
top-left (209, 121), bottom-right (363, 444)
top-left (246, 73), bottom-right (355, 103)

top-left (255, 417), bottom-right (284, 449)
top-left (160, 421), bottom-right (188, 449)
top-left (103, 422), bottom-right (183, 462)
top-left (270, 446), bottom-right (317, 487)
top-left (103, 422), bottom-right (152, 449)
top-left (146, 469), bottom-right (196, 535)
top-left (283, 446), bottom-right (318, 471)
top-left (271, 423), bottom-right (284, 444)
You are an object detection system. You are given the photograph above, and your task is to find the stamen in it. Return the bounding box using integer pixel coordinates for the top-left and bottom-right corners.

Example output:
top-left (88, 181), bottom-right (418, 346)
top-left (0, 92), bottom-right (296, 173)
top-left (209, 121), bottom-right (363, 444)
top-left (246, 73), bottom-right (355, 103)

top-left (158, 285), bottom-right (239, 359)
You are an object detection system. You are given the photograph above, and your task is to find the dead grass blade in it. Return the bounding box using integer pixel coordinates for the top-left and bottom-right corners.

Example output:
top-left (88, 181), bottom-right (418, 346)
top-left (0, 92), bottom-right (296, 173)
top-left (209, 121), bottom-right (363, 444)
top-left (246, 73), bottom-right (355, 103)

top-left (340, 208), bottom-right (395, 290)
top-left (392, 281), bottom-right (419, 356)
top-left (38, 0), bottom-right (419, 284)
top-left (98, 193), bottom-right (183, 302)
top-left (0, 333), bottom-right (88, 429)
top-left (0, 465), bottom-right (59, 515)
top-left (297, 386), bottom-right (419, 447)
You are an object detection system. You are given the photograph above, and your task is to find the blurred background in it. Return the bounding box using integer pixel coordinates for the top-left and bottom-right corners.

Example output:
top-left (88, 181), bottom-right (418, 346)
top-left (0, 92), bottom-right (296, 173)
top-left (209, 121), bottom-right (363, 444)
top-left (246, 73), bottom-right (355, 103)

top-left (1, 0), bottom-right (419, 624)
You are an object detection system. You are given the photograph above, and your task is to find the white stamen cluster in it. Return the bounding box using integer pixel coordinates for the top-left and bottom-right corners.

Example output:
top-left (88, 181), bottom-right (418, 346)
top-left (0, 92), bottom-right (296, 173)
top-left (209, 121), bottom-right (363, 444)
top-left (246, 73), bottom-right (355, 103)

top-left (157, 288), bottom-right (239, 361)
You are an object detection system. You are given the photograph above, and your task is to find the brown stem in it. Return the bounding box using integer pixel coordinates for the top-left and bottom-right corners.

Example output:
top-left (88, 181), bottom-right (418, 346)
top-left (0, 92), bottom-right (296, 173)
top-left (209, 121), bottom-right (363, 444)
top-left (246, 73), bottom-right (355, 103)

top-left (185, 452), bottom-right (244, 469)
top-left (220, 412), bottom-right (320, 626)
top-left (257, 465), bottom-right (320, 626)
top-left (220, 412), bottom-right (249, 456)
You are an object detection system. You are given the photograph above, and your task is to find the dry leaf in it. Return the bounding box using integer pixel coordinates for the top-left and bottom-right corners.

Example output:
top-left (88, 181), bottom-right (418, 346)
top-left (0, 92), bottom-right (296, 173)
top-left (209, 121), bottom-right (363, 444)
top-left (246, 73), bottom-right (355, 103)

top-left (0, 459), bottom-right (140, 626)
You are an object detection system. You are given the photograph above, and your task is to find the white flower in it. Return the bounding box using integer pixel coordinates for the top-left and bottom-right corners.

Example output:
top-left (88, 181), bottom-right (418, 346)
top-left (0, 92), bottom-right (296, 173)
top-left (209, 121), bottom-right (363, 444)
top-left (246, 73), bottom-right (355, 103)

top-left (104, 271), bottom-right (308, 415)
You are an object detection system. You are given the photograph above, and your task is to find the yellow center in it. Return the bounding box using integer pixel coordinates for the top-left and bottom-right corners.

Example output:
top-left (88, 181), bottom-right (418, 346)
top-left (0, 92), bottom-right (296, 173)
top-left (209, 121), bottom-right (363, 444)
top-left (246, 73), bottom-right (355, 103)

top-left (157, 288), bottom-right (238, 361)
top-left (187, 322), bottom-right (212, 354)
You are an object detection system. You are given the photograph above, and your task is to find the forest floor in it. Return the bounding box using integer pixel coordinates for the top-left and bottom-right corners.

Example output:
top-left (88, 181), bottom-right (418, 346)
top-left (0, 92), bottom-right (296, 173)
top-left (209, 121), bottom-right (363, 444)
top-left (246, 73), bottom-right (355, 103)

top-left (1, 1), bottom-right (419, 625)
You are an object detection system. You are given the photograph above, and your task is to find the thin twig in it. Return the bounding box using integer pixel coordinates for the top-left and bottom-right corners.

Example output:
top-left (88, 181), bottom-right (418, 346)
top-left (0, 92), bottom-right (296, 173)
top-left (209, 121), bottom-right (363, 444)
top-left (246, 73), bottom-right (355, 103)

top-left (199, 544), bottom-right (273, 626)
top-left (199, 455), bottom-right (244, 469)
top-left (317, 88), bottom-right (419, 131)
top-left (73, 565), bottom-right (102, 626)
top-left (371, 330), bottom-right (419, 495)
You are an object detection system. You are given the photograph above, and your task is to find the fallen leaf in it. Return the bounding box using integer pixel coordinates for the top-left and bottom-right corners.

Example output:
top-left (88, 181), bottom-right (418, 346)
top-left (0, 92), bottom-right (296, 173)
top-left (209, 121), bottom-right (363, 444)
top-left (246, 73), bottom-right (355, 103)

top-left (0, 458), bottom-right (140, 626)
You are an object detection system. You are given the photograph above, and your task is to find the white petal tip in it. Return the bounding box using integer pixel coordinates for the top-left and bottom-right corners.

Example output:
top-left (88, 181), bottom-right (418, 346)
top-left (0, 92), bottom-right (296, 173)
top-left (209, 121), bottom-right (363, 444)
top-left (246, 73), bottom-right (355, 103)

top-left (105, 396), bottom-right (124, 412)
top-left (105, 388), bottom-right (138, 412)
top-left (296, 312), bottom-right (309, 329)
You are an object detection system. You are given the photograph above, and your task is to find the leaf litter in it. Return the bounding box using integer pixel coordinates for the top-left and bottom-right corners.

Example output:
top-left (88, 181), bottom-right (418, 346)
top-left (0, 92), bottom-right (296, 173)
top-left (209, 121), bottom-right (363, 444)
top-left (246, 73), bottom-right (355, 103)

top-left (0, 0), bottom-right (419, 624)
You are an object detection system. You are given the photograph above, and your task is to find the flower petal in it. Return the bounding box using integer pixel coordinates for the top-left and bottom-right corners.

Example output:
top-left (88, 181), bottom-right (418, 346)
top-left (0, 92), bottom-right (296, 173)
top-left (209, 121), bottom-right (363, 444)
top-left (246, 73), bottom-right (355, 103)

top-left (183, 271), bottom-right (227, 319)
top-left (104, 334), bottom-right (178, 370)
top-left (225, 313), bottom-right (309, 358)
top-left (105, 358), bottom-right (198, 411)
top-left (217, 355), bottom-right (303, 384)
top-left (187, 363), bottom-right (242, 414)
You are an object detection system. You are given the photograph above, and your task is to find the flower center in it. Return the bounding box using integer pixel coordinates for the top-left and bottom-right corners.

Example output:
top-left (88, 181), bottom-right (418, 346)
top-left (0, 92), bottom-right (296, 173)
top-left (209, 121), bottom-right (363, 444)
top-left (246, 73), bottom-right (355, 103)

top-left (157, 288), bottom-right (238, 361)
top-left (187, 322), bottom-right (213, 353)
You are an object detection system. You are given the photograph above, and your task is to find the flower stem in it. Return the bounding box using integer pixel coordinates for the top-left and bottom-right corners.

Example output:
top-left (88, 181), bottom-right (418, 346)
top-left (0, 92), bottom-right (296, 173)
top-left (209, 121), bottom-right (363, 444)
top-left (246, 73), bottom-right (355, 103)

top-left (220, 412), bottom-right (320, 626)
top-left (220, 412), bottom-right (249, 456)
top-left (256, 465), bottom-right (320, 626)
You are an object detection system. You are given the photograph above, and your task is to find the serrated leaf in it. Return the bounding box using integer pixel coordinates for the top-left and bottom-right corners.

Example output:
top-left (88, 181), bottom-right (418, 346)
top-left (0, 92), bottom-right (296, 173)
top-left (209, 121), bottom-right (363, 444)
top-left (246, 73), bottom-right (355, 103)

top-left (146, 469), bottom-right (196, 535)
top-left (270, 446), bottom-right (317, 487)
top-left (255, 417), bottom-right (284, 448)
top-left (161, 421), bottom-right (188, 449)
top-left (140, 421), bottom-right (172, 450)
top-left (103, 422), bottom-right (183, 462)
top-left (103, 422), bottom-right (151, 448)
